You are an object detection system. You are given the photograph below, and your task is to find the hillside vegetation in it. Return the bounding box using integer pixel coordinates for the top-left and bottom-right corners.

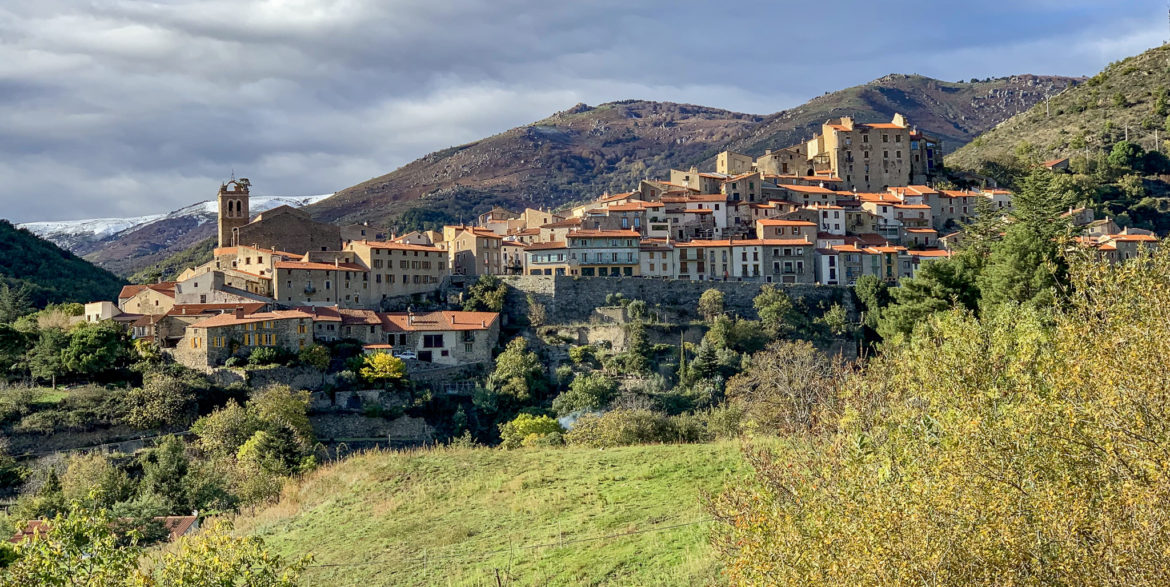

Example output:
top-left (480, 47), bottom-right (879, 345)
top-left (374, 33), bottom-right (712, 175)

top-left (949, 44), bottom-right (1168, 171)
top-left (307, 75), bottom-right (1074, 230)
top-left (234, 442), bottom-right (750, 586)
top-left (0, 220), bottom-right (126, 308)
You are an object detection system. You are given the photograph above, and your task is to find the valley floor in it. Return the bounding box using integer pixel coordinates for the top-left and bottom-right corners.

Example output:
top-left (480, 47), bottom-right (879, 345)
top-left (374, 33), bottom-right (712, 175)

top-left (233, 442), bottom-right (750, 586)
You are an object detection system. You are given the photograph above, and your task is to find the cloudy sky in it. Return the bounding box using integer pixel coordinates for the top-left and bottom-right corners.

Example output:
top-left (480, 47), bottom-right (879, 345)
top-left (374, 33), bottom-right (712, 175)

top-left (1, 0), bottom-right (1166, 223)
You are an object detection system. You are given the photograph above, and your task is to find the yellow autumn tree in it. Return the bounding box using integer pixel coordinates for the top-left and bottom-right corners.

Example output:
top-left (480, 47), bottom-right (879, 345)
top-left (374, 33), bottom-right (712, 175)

top-left (711, 243), bottom-right (1170, 584)
top-left (359, 352), bottom-right (406, 386)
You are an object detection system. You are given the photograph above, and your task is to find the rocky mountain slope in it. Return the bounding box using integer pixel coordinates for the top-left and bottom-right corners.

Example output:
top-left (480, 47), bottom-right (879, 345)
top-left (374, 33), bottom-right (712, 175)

top-left (308, 74), bottom-right (1077, 229)
top-left (20, 194), bottom-right (330, 277)
top-left (948, 45), bottom-right (1168, 171)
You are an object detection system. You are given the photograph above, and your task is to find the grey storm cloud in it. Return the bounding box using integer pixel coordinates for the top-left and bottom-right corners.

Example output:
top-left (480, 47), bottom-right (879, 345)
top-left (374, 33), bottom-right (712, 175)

top-left (0, 0), bottom-right (1165, 222)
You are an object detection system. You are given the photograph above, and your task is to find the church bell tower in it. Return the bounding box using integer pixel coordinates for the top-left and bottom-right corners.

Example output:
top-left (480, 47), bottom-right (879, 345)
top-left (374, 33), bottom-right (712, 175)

top-left (217, 178), bottom-right (251, 248)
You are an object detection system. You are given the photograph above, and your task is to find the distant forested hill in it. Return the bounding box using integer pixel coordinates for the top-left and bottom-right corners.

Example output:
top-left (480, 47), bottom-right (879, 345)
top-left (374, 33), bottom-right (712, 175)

top-left (0, 220), bottom-right (127, 308)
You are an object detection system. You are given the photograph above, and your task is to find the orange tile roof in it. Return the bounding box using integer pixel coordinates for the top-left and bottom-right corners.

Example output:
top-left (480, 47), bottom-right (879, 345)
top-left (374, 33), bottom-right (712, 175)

top-left (167, 303), bottom-right (266, 317)
top-left (687, 194), bottom-right (729, 202)
top-left (904, 228), bottom-right (938, 234)
top-left (383, 311), bottom-right (499, 332)
top-left (189, 310), bottom-right (314, 329)
top-left (907, 249), bottom-right (951, 258)
top-left (354, 241), bottom-right (443, 252)
top-left (893, 204), bottom-right (932, 210)
top-left (275, 261), bottom-right (366, 272)
top-left (1107, 234), bottom-right (1158, 242)
top-left (757, 219), bottom-right (816, 226)
top-left (865, 122), bottom-right (904, 129)
top-left (540, 218), bottom-right (583, 228)
top-left (779, 184), bottom-right (836, 194)
top-left (940, 190), bottom-right (978, 199)
top-left (525, 241), bottom-right (568, 250)
top-left (568, 229), bottom-right (641, 238)
top-left (119, 285), bottom-right (146, 299)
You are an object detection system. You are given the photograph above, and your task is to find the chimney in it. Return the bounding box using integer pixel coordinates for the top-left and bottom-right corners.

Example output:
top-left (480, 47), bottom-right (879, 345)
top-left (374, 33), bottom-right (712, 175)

top-left (234, 306), bottom-right (244, 319)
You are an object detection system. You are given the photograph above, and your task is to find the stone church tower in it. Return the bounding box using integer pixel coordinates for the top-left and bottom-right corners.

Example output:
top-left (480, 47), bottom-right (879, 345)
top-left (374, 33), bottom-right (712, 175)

top-left (217, 178), bottom-right (251, 248)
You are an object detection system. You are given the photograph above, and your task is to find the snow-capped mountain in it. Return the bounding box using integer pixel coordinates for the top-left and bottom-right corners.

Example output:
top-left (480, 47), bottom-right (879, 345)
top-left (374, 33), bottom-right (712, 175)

top-left (18, 193), bottom-right (333, 277)
top-left (21, 194), bottom-right (332, 247)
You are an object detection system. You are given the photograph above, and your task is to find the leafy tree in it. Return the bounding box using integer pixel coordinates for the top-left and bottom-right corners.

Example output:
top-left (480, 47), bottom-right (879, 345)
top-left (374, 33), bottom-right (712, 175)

top-left (853, 275), bottom-right (890, 330)
top-left (1107, 140), bottom-right (1145, 171)
top-left (725, 341), bottom-right (841, 434)
top-left (711, 247), bottom-right (1170, 584)
top-left (60, 322), bottom-right (132, 380)
top-left (697, 289), bottom-right (725, 322)
top-left (498, 413), bottom-right (564, 449)
top-left (0, 283), bottom-right (31, 324)
top-left (463, 275), bottom-right (508, 312)
top-left (191, 400), bottom-right (259, 458)
top-left (4, 502), bottom-right (142, 585)
top-left (237, 427), bottom-right (305, 476)
top-left (3, 505), bottom-right (309, 585)
top-left (568, 345), bottom-right (595, 367)
top-left (138, 435), bottom-right (192, 513)
top-left (753, 285), bottom-right (794, 338)
top-left (148, 520), bottom-right (311, 585)
top-left (359, 352), bottom-right (406, 387)
top-left (297, 344), bottom-right (330, 371)
top-left (552, 372), bottom-right (618, 417)
top-left (626, 299), bottom-right (649, 321)
top-left (487, 337), bottom-right (547, 404)
top-left (526, 293), bottom-right (547, 327)
top-left (124, 373), bottom-right (198, 430)
top-left (1155, 86), bottom-right (1168, 116)
top-left (815, 303), bottom-right (852, 338)
top-left (878, 251), bottom-right (982, 339)
top-left (0, 324), bottom-right (30, 379)
top-left (59, 453), bottom-right (135, 510)
top-left (27, 328), bottom-right (67, 388)
top-left (979, 226), bottom-right (1068, 310)
top-left (247, 384), bottom-right (314, 449)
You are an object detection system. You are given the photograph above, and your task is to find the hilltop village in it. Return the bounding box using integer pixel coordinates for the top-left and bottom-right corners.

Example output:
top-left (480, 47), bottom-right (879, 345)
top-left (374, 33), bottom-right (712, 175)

top-left (85, 114), bottom-right (1158, 370)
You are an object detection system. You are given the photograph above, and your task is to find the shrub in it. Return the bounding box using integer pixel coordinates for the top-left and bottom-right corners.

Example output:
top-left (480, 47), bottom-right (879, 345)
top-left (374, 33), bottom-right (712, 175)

top-left (246, 347), bottom-right (285, 367)
top-left (552, 372), bottom-right (617, 417)
top-left (698, 289), bottom-right (725, 322)
top-left (358, 353), bottom-right (406, 387)
top-left (568, 345), bottom-right (595, 366)
top-left (564, 409), bottom-right (677, 448)
top-left (298, 344), bottom-right (331, 371)
top-left (499, 413), bottom-right (564, 449)
top-left (626, 299), bottom-right (648, 321)
top-left (223, 356), bottom-right (244, 368)
top-left (124, 374), bottom-right (199, 430)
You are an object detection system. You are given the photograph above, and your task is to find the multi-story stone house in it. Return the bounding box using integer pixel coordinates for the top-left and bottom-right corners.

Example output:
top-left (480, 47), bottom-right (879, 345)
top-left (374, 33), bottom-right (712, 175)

top-left (669, 168), bottom-right (726, 194)
top-left (904, 228), bottom-right (939, 248)
top-left (639, 239), bottom-right (677, 278)
top-left (359, 310), bottom-right (500, 366)
top-left (720, 172), bottom-right (762, 202)
top-left (346, 240), bottom-right (448, 302)
top-left (755, 218), bottom-right (817, 241)
top-left (804, 114), bottom-right (939, 192)
top-left (676, 240), bottom-right (729, 280)
top-left (567, 229), bottom-right (641, 277)
top-left (118, 283), bottom-right (177, 315)
top-left (772, 184), bottom-right (839, 207)
top-left (754, 146), bottom-right (808, 176)
top-left (443, 226), bottom-right (502, 276)
top-left (175, 271), bottom-right (273, 305)
top-left (539, 217), bottom-right (583, 243)
top-left (935, 190), bottom-right (983, 230)
top-left (599, 200), bottom-right (669, 239)
top-left (177, 308), bottom-right (314, 368)
top-left (681, 194), bottom-right (732, 237)
top-left (816, 244), bottom-right (868, 286)
top-left (273, 260), bottom-right (369, 308)
top-left (759, 239), bottom-right (816, 284)
top-left (715, 151), bottom-right (754, 175)
top-left (525, 241), bottom-right (571, 275)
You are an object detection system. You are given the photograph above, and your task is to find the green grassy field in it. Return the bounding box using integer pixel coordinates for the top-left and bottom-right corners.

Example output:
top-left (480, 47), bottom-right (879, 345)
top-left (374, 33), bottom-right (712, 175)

top-left (234, 442), bottom-right (750, 586)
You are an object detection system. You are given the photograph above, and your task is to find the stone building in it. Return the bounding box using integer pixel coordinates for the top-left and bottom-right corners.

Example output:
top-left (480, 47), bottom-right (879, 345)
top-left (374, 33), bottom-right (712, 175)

top-left (217, 179), bottom-right (251, 249)
top-left (566, 229), bottom-right (642, 277)
top-left (805, 114), bottom-right (939, 192)
top-left (118, 283), bottom-right (177, 315)
top-left (346, 240), bottom-right (448, 301)
top-left (177, 308), bottom-right (314, 368)
top-left (298, 307), bottom-right (500, 366)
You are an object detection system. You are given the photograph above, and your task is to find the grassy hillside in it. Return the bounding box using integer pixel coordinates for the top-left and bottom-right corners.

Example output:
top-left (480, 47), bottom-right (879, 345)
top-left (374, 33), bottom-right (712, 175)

top-left (0, 220), bottom-right (126, 308)
top-left (949, 45), bottom-right (1169, 171)
top-left (234, 442), bottom-right (750, 586)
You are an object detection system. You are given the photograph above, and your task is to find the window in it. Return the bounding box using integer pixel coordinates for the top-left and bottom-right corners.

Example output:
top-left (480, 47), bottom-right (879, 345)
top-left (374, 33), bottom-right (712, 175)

top-left (465, 343), bottom-right (474, 353)
top-left (423, 334), bottom-right (443, 348)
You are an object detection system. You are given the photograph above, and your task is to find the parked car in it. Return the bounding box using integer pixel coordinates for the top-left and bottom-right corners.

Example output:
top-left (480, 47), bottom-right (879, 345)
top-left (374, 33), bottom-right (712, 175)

top-left (393, 350), bottom-right (417, 360)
